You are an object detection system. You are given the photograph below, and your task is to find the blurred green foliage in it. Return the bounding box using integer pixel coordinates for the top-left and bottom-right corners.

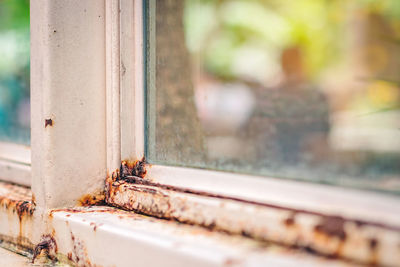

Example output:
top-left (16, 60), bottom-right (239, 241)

top-left (0, 0), bottom-right (29, 30)
top-left (184, 0), bottom-right (400, 80)
top-left (0, 0), bottom-right (30, 144)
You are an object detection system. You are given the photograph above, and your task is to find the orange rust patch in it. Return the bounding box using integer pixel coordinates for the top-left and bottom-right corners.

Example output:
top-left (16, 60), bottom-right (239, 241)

top-left (0, 181), bottom-right (35, 224)
top-left (105, 169), bottom-right (120, 202)
top-left (31, 193), bottom-right (36, 206)
top-left (120, 157), bottom-right (147, 178)
top-left (78, 192), bottom-right (105, 206)
top-left (284, 216), bottom-right (296, 227)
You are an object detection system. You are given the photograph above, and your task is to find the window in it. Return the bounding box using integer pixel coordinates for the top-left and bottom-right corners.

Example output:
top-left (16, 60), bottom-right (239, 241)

top-left (0, 1), bottom-right (399, 266)
top-left (146, 0), bottom-right (400, 194)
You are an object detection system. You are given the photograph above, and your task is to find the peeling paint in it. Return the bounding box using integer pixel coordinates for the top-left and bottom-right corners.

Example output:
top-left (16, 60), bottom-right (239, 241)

top-left (120, 157), bottom-right (147, 178)
top-left (106, 177), bottom-right (400, 267)
top-left (78, 192), bottom-right (106, 206)
top-left (0, 181), bottom-right (35, 249)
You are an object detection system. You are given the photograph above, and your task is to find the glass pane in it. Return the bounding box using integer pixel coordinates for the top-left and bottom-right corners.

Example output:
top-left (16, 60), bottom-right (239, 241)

top-left (146, 0), bottom-right (400, 194)
top-left (0, 0), bottom-right (30, 145)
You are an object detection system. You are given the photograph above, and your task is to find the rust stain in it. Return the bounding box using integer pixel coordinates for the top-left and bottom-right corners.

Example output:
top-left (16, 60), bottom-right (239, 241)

top-left (69, 231), bottom-right (98, 267)
top-left (284, 214), bottom-right (296, 227)
top-left (223, 258), bottom-right (243, 266)
top-left (314, 216), bottom-right (346, 241)
top-left (32, 235), bottom-right (58, 263)
top-left (105, 178), bottom-right (400, 267)
top-left (15, 201), bottom-right (33, 221)
top-left (120, 157), bottom-right (147, 178)
top-left (89, 222), bottom-right (97, 231)
top-left (78, 192), bottom-right (105, 206)
top-left (117, 176), bottom-right (400, 232)
top-left (31, 193), bottom-right (36, 206)
top-left (45, 118), bottom-right (53, 128)
top-left (0, 181), bottom-right (35, 244)
top-left (369, 238), bottom-right (378, 250)
top-left (369, 238), bottom-right (379, 266)
top-left (105, 169), bottom-right (120, 203)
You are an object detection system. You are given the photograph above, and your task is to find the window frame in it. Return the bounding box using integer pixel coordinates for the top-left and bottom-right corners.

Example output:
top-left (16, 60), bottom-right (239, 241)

top-left (117, 0), bottom-right (400, 226)
top-left (104, 2), bottom-right (400, 265)
top-left (0, 0), bottom-right (399, 266)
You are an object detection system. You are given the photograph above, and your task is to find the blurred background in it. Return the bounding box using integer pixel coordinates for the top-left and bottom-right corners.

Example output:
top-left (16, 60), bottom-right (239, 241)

top-left (0, 0), bottom-right (30, 145)
top-left (149, 0), bottom-right (400, 194)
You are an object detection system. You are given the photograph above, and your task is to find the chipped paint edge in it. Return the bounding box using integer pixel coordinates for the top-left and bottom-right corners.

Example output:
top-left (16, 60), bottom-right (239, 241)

top-left (106, 177), bottom-right (400, 267)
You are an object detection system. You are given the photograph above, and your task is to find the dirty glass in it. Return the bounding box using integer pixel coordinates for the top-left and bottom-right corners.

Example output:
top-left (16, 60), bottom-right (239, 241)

top-left (0, 0), bottom-right (30, 145)
top-left (146, 0), bottom-right (400, 194)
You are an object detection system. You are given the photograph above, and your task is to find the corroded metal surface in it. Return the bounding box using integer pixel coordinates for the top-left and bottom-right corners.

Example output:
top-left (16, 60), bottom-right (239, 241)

top-left (107, 176), bottom-right (400, 267)
top-left (0, 181), bottom-right (35, 251)
top-left (32, 235), bottom-right (57, 263)
top-left (48, 206), bottom-right (363, 267)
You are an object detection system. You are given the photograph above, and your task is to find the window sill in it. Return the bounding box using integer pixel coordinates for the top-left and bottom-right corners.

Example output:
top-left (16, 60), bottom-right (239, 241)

top-left (0, 181), bottom-right (361, 266)
top-left (46, 206), bottom-right (358, 267)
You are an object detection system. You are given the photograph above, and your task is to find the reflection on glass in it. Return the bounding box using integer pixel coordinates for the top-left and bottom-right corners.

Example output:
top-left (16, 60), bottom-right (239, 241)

top-left (146, 0), bottom-right (400, 194)
top-left (0, 0), bottom-right (30, 145)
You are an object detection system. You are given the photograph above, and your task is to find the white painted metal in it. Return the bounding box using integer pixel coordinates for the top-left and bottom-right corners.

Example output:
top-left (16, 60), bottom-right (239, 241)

top-left (50, 206), bottom-right (356, 267)
top-left (120, 0), bottom-right (145, 161)
top-left (106, 0), bottom-right (122, 175)
top-left (0, 160), bottom-right (30, 187)
top-left (19, 0), bottom-right (400, 265)
top-left (30, 0), bottom-right (107, 210)
top-left (0, 182), bottom-right (34, 250)
top-left (147, 165), bottom-right (400, 227)
top-left (0, 142), bottom-right (30, 165)
top-left (0, 142), bottom-right (31, 186)
top-left (120, 0), bottom-right (400, 230)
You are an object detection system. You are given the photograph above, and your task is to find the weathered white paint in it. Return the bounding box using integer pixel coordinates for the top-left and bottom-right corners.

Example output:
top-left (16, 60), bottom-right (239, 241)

top-left (0, 182), bottom-right (34, 251)
top-left (109, 179), bottom-right (400, 266)
top-left (49, 206), bottom-right (357, 267)
top-left (146, 165), bottom-right (400, 227)
top-left (117, 0), bottom-right (400, 239)
top-left (20, 0), bottom-right (400, 266)
top-left (120, 0), bottom-right (145, 161)
top-left (106, 0), bottom-right (121, 175)
top-left (0, 142), bottom-right (30, 165)
top-left (0, 142), bottom-right (31, 186)
top-left (0, 160), bottom-right (30, 187)
top-left (30, 0), bottom-right (107, 210)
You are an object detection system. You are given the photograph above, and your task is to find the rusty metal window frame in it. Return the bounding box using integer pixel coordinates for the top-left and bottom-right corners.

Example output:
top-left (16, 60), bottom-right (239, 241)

top-left (114, 0), bottom-right (400, 226)
top-left (0, 0), bottom-right (398, 266)
top-left (101, 1), bottom-right (400, 266)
